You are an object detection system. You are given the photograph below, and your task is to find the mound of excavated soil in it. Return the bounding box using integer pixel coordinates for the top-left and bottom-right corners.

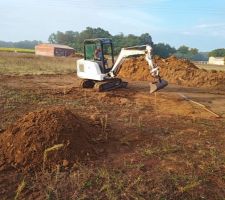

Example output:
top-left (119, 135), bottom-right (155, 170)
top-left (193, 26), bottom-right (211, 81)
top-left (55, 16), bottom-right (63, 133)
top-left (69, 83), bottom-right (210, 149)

top-left (118, 56), bottom-right (225, 90)
top-left (0, 107), bottom-right (97, 171)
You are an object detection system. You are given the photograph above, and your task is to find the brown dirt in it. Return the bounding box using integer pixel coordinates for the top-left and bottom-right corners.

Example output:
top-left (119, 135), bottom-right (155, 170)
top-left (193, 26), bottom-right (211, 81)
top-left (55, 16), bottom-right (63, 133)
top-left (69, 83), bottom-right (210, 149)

top-left (118, 56), bottom-right (225, 90)
top-left (0, 106), bottom-right (98, 171)
top-left (1, 51), bottom-right (225, 199)
top-left (1, 74), bottom-right (225, 199)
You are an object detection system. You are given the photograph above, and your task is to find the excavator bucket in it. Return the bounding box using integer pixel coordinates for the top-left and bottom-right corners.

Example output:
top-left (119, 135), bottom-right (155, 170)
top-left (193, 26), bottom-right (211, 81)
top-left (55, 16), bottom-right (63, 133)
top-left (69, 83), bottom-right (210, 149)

top-left (150, 79), bottom-right (168, 94)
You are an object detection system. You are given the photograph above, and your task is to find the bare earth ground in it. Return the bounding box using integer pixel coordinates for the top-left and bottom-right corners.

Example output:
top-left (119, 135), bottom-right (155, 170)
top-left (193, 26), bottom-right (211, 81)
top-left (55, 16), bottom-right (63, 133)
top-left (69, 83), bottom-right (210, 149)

top-left (1, 73), bottom-right (225, 199)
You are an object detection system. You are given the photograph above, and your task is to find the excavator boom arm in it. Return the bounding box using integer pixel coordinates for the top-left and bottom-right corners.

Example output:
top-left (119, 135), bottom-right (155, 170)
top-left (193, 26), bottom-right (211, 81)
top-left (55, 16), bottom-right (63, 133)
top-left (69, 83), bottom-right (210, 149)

top-left (109, 45), bottom-right (159, 78)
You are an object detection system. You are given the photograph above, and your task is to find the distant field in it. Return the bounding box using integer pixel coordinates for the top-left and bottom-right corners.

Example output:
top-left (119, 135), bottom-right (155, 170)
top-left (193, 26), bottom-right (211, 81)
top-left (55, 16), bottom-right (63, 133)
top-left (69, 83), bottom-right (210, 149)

top-left (0, 47), bottom-right (35, 54)
top-left (196, 63), bottom-right (225, 71)
top-left (0, 52), bottom-right (76, 75)
top-left (1, 52), bottom-right (225, 76)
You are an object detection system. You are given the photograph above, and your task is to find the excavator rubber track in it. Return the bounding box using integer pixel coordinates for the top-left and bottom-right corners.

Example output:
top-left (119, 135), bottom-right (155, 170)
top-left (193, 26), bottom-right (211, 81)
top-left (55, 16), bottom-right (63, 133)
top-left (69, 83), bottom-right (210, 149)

top-left (79, 79), bottom-right (95, 88)
top-left (94, 78), bottom-right (128, 92)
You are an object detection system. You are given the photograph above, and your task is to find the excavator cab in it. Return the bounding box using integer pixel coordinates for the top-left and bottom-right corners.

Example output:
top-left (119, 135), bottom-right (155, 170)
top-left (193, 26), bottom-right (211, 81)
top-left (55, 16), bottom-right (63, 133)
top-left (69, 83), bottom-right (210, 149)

top-left (84, 38), bottom-right (114, 73)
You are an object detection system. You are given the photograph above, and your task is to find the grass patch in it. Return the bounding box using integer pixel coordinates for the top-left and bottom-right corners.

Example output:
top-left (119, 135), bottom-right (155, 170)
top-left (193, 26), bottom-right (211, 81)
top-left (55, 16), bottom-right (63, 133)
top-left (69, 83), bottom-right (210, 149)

top-left (196, 63), bottom-right (225, 71)
top-left (43, 144), bottom-right (64, 170)
top-left (0, 47), bottom-right (34, 54)
top-left (15, 179), bottom-right (26, 200)
top-left (0, 52), bottom-right (76, 75)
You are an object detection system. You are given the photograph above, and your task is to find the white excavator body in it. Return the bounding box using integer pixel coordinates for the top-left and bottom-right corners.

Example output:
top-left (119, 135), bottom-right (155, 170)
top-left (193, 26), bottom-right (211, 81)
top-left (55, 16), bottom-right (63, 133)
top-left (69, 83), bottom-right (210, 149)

top-left (77, 59), bottom-right (106, 81)
top-left (76, 38), bottom-right (168, 92)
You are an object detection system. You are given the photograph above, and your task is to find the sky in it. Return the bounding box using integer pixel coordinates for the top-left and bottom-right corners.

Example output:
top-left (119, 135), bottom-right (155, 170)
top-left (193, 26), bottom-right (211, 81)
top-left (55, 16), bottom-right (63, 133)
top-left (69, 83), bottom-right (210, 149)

top-left (0, 0), bottom-right (225, 51)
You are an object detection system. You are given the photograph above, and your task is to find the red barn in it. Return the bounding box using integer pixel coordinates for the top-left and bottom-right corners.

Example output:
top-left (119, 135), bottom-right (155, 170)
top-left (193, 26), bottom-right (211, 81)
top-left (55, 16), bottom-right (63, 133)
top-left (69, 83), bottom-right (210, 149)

top-left (35, 43), bottom-right (75, 57)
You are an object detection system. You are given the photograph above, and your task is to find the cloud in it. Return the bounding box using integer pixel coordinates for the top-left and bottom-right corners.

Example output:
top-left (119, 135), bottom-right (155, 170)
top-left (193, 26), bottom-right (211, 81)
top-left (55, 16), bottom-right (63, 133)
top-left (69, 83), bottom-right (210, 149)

top-left (195, 23), bottom-right (225, 29)
top-left (0, 0), bottom-right (172, 41)
top-left (181, 22), bottom-right (225, 38)
top-left (96, 9), bottom-right (162, 35)
top-left (41, 0), bottom-right (165, 36)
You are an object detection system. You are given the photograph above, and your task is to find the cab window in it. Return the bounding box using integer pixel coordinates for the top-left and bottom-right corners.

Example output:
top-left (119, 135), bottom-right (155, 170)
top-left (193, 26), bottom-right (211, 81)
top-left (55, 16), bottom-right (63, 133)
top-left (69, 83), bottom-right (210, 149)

top-left (103, 43), bottom-right (113, 69)
top-left (85, 43), bottom-right (96, 60)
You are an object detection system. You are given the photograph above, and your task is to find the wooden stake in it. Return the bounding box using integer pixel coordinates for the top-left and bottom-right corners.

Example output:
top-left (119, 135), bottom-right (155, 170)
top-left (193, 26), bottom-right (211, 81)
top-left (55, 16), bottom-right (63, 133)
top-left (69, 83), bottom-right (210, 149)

top-left (178, 93), bottom-right (221, 118)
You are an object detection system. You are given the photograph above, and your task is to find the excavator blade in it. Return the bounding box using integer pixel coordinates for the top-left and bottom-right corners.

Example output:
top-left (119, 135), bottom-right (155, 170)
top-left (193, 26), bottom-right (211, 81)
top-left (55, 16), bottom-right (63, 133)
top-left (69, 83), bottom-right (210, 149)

top-left (150, 79), bottom-right (168, 94)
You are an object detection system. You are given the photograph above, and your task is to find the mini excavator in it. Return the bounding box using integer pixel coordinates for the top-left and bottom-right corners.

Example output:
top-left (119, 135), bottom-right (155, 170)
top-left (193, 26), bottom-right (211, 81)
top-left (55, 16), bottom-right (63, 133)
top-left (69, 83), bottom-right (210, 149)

top-left (76, 38), bottom-right (168, 93)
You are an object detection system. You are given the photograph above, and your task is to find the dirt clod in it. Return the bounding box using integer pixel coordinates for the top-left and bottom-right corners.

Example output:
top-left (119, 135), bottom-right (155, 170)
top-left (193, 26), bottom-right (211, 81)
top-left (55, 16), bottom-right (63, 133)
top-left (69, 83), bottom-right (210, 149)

top-left (0, 106), bottom-right (98, 171)
top-left (62, 159), bottom-right (69, 167)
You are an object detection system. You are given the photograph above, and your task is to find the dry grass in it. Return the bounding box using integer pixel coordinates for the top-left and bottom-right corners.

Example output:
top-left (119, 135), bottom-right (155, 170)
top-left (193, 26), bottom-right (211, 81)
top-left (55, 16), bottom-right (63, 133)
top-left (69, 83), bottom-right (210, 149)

top-left (0, 47), bottom-right (34, 54)
top-left (196, 63), bottom-right (225, 71)
top-left (100, 114), bottom-right (108, 139)
top-left (0, 52), bottom-right (76, 75)
top-left (43, 144), bottom-right (64, 170)
top-left (15, 179), bottom-right (26, 200)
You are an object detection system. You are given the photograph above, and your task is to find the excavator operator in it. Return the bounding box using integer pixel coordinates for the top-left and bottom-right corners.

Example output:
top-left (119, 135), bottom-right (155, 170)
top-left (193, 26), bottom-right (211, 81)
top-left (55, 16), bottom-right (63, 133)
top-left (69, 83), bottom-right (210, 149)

top-left (94, 47), bottom-right (108, 67)
top-left (94, 47), bottom-right (102, 61)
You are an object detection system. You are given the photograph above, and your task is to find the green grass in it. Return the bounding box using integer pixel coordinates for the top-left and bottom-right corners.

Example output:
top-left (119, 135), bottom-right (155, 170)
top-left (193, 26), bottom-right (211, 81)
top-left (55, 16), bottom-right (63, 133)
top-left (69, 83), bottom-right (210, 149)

top-left (0, 52), bottom-right (76, 75)
top-left (0, 47), bottom-right (34, 54)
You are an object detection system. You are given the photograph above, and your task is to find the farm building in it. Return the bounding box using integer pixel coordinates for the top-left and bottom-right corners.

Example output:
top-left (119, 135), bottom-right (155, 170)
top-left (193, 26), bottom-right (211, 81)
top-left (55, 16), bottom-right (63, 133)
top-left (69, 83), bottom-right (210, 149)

top-left (35, 43), bottom-right (75, 57)
top-left (208, 57), bottom-right (225, 65)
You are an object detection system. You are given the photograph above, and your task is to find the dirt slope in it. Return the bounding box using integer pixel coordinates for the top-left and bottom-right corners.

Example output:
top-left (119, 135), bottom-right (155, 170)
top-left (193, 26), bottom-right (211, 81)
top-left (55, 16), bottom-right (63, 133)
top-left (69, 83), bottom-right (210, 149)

top-left (118, 56), bottom-right (225, 90)
top-left (0, 107), bottom-right (97, 171)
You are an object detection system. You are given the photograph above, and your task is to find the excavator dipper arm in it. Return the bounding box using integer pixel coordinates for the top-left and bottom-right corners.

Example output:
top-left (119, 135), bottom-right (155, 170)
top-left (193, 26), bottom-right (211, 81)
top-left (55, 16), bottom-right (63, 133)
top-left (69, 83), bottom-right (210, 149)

top-left (108, 45), bottom-right (158, 78)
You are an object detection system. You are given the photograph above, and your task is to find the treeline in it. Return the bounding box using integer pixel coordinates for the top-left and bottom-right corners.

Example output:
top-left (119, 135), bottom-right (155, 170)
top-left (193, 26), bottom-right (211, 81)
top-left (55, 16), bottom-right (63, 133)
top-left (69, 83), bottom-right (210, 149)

top-left (0, 40), bottom-right (41, 49)
top-left (48, 27), bottom-right (208, 60)
top-left (48, 27), bottom-right (154, 55)
top-left (1, 27), bottom-right (224, 60)
top-left (174, 45), bottom-right (209, 61)
top-left (209, 49), bottom-right (225, 57)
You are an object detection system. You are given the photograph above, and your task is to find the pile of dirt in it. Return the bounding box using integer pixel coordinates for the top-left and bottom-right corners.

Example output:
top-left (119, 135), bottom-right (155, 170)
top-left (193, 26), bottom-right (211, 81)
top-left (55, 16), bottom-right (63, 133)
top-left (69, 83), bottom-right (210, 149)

top-left (0, 107), bottom-right (97, 171)
top-left (118, 56), bottom-right (225, 90)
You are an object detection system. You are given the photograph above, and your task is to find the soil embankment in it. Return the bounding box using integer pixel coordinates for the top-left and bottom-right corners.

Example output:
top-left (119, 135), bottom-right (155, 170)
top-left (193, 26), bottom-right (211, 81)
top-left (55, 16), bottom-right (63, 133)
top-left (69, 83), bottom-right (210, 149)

top-left (119, 56), bottom-right (225, 90)
top-left (0, 107), bottom-right (97, 171)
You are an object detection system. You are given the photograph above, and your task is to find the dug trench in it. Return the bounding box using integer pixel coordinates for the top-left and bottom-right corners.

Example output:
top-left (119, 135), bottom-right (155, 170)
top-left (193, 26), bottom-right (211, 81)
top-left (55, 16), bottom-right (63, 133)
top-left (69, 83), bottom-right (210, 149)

top-left (0, 57), bottom-right (225, 199)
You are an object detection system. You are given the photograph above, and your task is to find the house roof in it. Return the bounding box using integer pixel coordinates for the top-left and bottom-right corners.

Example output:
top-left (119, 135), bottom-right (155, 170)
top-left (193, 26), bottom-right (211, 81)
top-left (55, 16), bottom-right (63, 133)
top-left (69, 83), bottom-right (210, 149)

top-left (36, 43), bottom-right (74, 50)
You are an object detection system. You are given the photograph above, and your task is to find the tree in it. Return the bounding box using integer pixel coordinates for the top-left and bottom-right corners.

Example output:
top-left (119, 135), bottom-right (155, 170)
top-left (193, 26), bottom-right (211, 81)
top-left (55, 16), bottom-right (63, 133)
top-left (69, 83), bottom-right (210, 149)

top-left (175, 45), bottom-right (203, 60)
top-left (209, 48), bottom-right (225, 57)
top-left (112, 33), bottom-right (153, 54)
top-left (48, 33), bottom-right (57, 43)
top-left (48, 28), bottom-right (155, 55)
top-left (112, 33), bottom-right (125, 54)
top-left (177, 45), bottom-right (189, 54)
top-left (153, 43), bottom-right (176, 58)
top-left (190, 48), bottom-right (198, 55)
top-left (0, 40), bottom-right (41, 49)
top-left (139, 33), bottom-right (153, 46)
top-left (48, 27), bottom-right (112, 52)
top-left (79, 27), bottom-right (111, 39)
